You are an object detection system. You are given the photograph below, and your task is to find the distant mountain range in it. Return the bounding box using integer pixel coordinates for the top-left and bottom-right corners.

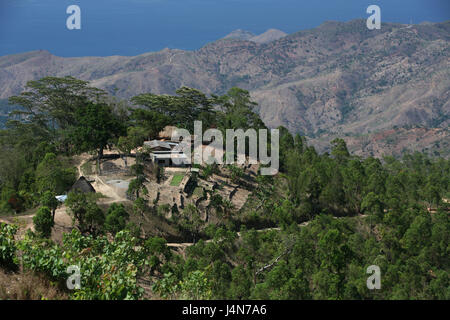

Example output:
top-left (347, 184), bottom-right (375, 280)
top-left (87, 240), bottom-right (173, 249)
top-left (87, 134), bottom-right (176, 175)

top-left (0, 19), bottom-right (449, 157)
top-left (223, 29), bottom-right (288, 43)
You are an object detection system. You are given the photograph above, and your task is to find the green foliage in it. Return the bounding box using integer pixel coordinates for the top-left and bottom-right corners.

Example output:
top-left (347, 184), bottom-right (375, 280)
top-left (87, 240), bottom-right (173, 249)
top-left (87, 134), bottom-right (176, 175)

top-left (18, 233), bottom-right (67, 280)
top-left (170, 174), bottom-right (184, 186)
top-left (152, 272), bottom-right (180, 299)
top-left (35, 153), bottom-right (76, 195)
top-left (0, 223), bottom-right (18, 269)
top-left (40, 191), bottom-right (59, 218)
top-left (127, 159), bottom-right (148, 200)
top-left (1, 76), bottom-right (449, 300)
top-left (179, 204), bottom-right (204, 243)
top-left (18, 229), bottom-right (155, 299)
top-left (157, 204), bottom-right (171, 217)
top-left (66, 191), bottom-right (105, 236)
top-left (127, 177), bottom-right (147, 200)
top-left (129, 109), bottom-right (170, 140)
top-left (131, 87), bottom-right (214, 132)
top-left (69, 102), bottom-right (125, 159)
top-left (201, 163), bottom-right (219, 180)
top-left (331, 138), bottom-right (350, 164)
top-left (228, 164), bottom-right (244, 183)
top-left (104, 203), bottom-right (129, 235)
top-left (216, 87), bottom-right (266, 131)
top-left (8, 76), bottom-right (106, 131)
top-left (178, 270), bottom-right (213, 300)
top-left (33, 206), bottom-right (54, 238)
top-left (121, 126), bottom-right (147, 151)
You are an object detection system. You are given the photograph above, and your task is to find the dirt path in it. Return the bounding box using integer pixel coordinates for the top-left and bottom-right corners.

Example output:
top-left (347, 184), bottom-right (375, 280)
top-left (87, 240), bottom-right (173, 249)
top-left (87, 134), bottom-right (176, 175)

top-left (75, 154), bottom-right (129, 204)
top-left (0, 207), bottom-right (74, 242)
top-left (75, 153), bottom-right (91, 177)
top-left (93, 176), bottom-right (128, 204)
top-left (0, 214), bottom-right (35, 233)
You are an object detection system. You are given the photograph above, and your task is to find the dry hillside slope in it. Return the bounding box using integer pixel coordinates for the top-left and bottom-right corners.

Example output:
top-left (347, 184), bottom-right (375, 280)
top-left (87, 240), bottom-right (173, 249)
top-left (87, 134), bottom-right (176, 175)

top-left (0, 19), bottom-right (449, 157)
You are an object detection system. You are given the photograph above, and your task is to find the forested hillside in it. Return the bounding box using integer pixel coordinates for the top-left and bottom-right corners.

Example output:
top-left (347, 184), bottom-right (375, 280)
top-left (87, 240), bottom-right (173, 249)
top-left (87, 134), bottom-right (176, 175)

top-left (0, 77), bottom-right (449, 300)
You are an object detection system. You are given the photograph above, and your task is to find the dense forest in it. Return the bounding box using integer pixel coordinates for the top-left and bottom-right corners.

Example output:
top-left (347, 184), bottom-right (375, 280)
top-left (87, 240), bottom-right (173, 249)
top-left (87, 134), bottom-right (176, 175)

top-left (0, 77), bottom-right (449, 300)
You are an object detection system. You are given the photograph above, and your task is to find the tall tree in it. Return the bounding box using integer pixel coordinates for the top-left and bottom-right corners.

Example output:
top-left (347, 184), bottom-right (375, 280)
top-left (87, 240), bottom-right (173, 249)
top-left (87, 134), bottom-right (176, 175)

top-left (69, 102), bottom-right (125, 160)
top-left (35, 153), bottom-right (76, 195)
top-left (217, 87), bottom-right (266, 131)
top-left (66, 191), bottom-right (105, 236)
top-left (9, 76), bottom-right (106, 132)
top-left (40, 190), bottom-right (59, 222)
top-left (331, 138), bottom-right (350, 165)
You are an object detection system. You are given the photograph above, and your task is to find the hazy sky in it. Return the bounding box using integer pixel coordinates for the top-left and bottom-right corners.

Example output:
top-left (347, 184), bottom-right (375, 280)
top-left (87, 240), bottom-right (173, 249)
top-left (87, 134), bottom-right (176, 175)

top-left (0, 0), bottom-right (449, 57)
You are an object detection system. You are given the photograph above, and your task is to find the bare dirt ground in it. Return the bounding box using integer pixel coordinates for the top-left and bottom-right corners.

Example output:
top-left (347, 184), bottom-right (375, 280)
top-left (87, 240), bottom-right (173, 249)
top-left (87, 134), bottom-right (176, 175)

top-left (0, 205), bottom-right (73, 243)
top-left (75, 153), bottom-right (130, 203)
top-left (0, 153), bottom-right (134, 242)
top-left (0, 150), bottom-right (382, 248)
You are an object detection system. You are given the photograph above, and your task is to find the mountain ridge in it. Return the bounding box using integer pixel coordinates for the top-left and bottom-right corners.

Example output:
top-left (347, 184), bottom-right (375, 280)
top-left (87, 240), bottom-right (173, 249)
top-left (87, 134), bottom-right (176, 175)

top-left (1, 19), bottom-right (449, 157)
top-left (222, 28), bottom-right (288, 43)
top-left (250, 29), bottom-right (288, 43)
top-left (223, 29), bottom-right (256, 41)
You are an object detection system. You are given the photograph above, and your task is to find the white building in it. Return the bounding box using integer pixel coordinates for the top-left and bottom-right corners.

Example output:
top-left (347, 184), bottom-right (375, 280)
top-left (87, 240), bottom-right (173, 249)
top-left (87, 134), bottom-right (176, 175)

top-left (143, 140), bottom-right (190, 167)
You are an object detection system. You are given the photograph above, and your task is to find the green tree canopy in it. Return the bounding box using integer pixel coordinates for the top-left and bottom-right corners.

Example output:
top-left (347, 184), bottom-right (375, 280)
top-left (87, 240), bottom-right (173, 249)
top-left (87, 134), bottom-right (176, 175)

top-left (35, 153), bottom-right (76, 195)
top-left (105, 203), bottom-right (130, 235)
top-left (66, 191), bottom-right (105, 236)
top-left (69, 102), bottom-right (126, 159)
top-left (33, 206), bottom-right (54, 238)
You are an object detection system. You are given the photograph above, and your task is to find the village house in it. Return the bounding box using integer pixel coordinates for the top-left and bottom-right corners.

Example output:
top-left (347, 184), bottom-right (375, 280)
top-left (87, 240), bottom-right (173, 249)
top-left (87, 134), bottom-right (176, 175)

top-left (143, 126), bottom-right (224, 167)
top-left (144, 141), bottom-right (190, 167)
top-left (143, 133), bottom-right (190, 167)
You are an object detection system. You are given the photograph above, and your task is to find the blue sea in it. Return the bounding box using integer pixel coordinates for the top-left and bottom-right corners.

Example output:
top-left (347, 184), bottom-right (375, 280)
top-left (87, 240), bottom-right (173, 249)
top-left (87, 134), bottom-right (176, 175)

top-left (0, 0), bottom-right (449, 57)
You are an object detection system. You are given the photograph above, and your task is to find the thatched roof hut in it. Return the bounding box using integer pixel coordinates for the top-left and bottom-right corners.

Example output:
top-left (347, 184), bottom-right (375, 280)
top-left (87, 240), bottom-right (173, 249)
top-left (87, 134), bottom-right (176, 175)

top-left (70, 176), bottom-right (96, 193)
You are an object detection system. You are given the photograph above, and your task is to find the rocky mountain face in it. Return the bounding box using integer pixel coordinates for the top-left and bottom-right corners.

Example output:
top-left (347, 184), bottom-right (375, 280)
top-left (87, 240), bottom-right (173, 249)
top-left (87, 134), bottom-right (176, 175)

top-left (0, 19), bottom-right (449, 157)
top-left (250, 29), bottom-right (288, 43)
top-left (223, 29), bottom-right (256, 41)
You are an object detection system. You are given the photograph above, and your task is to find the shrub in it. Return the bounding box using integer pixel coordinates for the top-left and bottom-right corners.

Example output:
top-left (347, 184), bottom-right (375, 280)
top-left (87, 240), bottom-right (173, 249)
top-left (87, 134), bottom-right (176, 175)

top-left (104, 203), bottom-right (129, 235)
top-left (0, 223), bottom-right (18, 270)
top-left (33, 206), bottom-right (54, 238)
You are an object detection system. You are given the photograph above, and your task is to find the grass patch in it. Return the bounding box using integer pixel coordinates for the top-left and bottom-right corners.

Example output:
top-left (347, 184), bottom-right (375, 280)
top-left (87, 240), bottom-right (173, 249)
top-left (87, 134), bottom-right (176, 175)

top-left (170, 174), bottom-right (184, 186)
top-left (81, 161), bottom-right (93, 176)
top-left (193, 187), bottom-right (204, 197)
